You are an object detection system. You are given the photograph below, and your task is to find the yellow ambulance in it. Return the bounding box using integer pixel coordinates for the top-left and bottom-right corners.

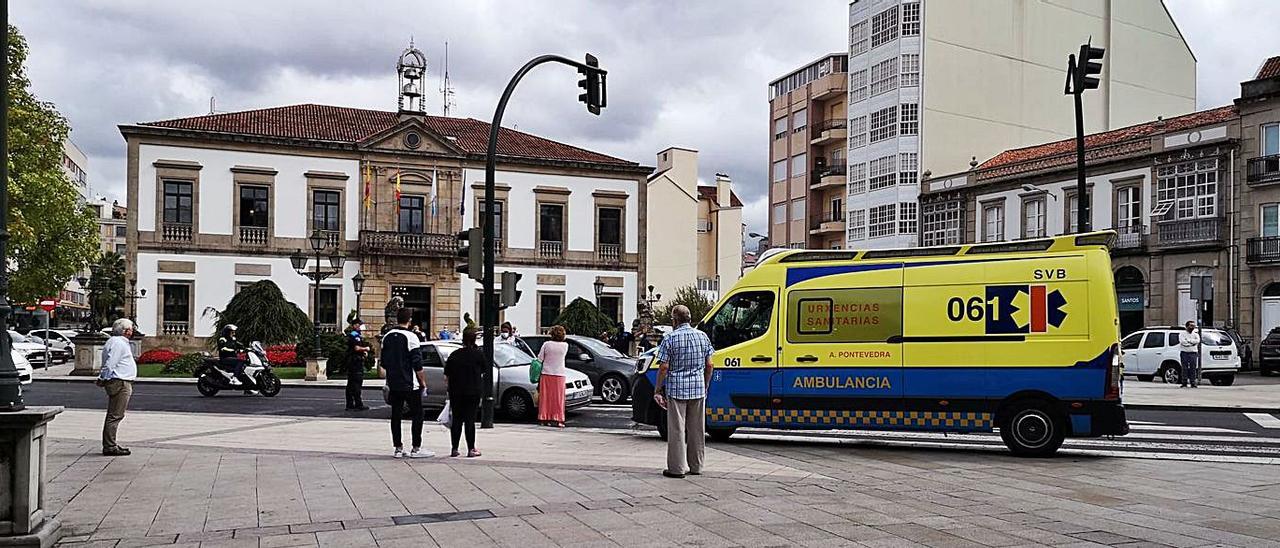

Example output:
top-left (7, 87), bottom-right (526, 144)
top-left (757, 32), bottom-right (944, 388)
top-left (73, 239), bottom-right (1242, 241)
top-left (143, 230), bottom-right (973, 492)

top-left (633, 232), bottom-right (1129, 456)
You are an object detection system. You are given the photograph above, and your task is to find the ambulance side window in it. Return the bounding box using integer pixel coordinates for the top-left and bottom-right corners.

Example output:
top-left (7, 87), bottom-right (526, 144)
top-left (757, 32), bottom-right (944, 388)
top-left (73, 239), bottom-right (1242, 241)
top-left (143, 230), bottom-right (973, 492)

top-left (701, 291), bottom-right (775, 350)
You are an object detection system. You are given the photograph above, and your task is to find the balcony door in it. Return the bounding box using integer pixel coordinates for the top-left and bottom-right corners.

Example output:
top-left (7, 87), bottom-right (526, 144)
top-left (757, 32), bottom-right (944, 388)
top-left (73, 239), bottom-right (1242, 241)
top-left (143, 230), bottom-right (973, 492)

top-left (392, 285), bottom-right (431, 330)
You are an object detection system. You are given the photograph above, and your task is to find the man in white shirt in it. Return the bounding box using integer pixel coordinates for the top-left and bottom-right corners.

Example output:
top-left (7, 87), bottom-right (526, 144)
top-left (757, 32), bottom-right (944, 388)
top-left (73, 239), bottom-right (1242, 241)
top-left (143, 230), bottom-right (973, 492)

top-left (97, 318), bottom-right (138, 456)
top-left (1178, 321), bottom-right (1201, 388)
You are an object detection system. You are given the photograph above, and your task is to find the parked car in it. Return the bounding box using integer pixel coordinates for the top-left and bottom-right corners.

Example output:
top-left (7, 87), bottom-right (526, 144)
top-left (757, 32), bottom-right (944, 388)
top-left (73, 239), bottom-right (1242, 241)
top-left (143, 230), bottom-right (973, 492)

top-left (1223, 328), bottom-right (1253, 371)
top-left (381, 341), bottom-right (593, 421)
top-left (7, 330), bottom-right (68, 367)
top-left (521, 334), bottom-right (637, 404)
top-left (26, 329), bottom-right (77, 360)
top-left (11, 350), bottom-right (32, 385)
top-left (1120, 327), bottom-right (1240, 385)
top-left (1257, 327), bottom-right (1280, 376)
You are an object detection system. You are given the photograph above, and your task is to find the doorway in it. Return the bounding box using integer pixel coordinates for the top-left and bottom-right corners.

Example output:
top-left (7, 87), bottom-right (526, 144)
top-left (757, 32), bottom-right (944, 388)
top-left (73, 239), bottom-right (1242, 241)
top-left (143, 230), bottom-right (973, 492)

top-left (1114, 266), bottom-right (1145, 336)
top-left (392, 285), bottom-right (432, 330)
top-left (1262, 283), bottom-right (1280, 339)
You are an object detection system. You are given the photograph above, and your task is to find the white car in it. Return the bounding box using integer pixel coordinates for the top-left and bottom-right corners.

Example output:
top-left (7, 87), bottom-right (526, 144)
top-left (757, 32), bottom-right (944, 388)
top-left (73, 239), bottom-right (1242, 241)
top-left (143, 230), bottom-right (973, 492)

top-left (7, 349), bottom-right (33, 385)
top-left (381, 341), bottom-right (593, 421)
top-left (27, 329), bottom-right (77, 359)
top-left (8, 331), bottom-right (66, 367)
top-left (1120, 327), bottom-right (1240, 386)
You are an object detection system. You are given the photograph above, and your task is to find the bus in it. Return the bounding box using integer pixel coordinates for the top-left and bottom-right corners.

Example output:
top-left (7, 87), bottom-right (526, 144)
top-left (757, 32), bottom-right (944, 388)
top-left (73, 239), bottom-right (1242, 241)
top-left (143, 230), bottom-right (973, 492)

top-left (632, 232), bottom-right (1129, 456)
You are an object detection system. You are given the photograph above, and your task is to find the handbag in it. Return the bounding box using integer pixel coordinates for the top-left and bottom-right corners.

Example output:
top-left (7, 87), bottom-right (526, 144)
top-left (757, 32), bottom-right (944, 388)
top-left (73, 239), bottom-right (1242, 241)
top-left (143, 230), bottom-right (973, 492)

top-left (529, 358), bottom-right (543, 384)
top-left (437, 400), bottom-right (453, 428)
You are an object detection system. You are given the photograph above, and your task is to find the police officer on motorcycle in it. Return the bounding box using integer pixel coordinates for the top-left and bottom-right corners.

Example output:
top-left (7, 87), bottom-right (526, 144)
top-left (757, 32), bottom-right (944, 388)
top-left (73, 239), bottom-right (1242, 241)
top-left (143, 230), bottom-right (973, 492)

top-left (218, 324), bottom-right (258, 395)
top-left (345, 312), bottom-right (372, 410)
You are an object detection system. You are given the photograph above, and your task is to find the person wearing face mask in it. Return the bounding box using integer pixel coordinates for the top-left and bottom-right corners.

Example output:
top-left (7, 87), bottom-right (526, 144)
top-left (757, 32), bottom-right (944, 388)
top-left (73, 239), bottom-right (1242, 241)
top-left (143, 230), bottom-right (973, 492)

top-left (345, 312), bottom-right (372, 410)
top-left (498, 321), bottom-right (517, 345)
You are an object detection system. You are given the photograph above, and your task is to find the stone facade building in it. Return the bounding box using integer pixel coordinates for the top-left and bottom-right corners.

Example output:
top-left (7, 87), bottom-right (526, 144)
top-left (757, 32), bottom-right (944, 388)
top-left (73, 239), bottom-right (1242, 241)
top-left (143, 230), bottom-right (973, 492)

top-left (120, 45), bottom-right (650, 348)
top-left (919, 56), bottom-right (1280, 353)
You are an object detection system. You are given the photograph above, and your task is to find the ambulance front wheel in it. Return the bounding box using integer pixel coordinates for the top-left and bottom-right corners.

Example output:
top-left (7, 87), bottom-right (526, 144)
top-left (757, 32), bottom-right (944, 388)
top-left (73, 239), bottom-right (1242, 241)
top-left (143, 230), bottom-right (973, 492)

top-left (999, 400), bottom-right (1065, 457)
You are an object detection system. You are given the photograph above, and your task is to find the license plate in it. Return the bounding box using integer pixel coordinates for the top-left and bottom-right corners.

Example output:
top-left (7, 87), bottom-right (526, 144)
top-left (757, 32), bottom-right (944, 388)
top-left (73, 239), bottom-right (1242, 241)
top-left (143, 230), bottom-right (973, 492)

top-left (1210, 352), bottom-right (1230, 360)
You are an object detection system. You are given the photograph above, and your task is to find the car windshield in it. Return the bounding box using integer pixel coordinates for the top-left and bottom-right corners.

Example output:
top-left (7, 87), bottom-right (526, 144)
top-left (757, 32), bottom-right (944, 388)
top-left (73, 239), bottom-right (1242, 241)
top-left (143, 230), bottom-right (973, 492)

top-left (577, 337), bottom-right (624, 358)
top-left (1202, 331), bottom-right (1231, 347)
top-left (8, 332), bottom-right (27, 344)
top-left (474, 342), bottom-right (533, 368)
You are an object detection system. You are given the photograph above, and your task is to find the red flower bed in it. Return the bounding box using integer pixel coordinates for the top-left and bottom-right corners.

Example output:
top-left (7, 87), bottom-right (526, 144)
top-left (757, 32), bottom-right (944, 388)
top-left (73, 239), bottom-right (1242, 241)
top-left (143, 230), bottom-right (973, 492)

top-left (265, 346), bottom-right (300, 366)
top-left (138, 348), bottom-right (182, 365)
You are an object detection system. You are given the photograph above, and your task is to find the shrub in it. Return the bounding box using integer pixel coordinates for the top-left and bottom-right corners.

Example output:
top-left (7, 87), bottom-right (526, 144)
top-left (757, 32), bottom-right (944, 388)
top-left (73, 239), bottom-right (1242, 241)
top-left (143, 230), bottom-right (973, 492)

top-left (163, 352), bottom-right (207, 375)
top-left (552, 298), bottom-right (616, 337)
top-left (138, 348), bottom-right (181, 365)
top-left (654, 285), bottom-right (716, 326)
top-left (203, 280), bottom-right (313, 348)
top-left (266, 348), bottom-right (299, 366)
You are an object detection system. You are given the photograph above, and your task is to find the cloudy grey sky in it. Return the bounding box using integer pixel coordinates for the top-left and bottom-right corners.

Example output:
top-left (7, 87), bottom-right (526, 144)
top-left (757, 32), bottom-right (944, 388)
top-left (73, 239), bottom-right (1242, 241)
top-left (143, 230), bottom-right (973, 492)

top-left (11, 1), bottom-right (1280, 236)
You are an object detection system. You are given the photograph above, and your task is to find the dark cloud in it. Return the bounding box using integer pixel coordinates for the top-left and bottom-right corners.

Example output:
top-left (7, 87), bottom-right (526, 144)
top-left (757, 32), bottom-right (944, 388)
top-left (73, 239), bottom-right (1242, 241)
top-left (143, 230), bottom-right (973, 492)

top-left (13, 0), bottom-right (848, 233)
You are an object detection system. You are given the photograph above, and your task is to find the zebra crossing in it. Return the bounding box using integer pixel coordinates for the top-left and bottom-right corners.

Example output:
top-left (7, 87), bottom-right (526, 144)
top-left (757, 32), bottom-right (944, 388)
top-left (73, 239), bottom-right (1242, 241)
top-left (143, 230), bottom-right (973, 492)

top-left (580, 404), bottom-right (1280, 463)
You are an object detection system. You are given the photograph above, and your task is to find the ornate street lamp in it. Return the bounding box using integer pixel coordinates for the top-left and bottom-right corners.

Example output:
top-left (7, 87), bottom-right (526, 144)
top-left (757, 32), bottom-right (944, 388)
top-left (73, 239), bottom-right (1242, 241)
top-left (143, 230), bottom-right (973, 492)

top-left (291, 232), bottom-right (345, 368)
top-left (352, 271), bottom-right (366, 294)
top-left (593, 278), bottom-right (605, 309)
top-left (124, 277), bottom-right (147, 325)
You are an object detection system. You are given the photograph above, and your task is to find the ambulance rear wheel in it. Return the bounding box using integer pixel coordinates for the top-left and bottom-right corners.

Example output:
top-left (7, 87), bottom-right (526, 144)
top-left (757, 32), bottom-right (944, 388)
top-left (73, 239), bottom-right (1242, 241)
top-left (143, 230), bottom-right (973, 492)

top-left (999, 400), bottom-right (1065, 457)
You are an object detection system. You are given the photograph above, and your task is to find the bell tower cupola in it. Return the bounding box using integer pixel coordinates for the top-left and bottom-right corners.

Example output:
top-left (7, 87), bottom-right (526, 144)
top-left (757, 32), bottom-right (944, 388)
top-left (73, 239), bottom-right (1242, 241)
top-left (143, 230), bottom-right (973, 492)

top-left (397, 40), bottom-right (428, 114)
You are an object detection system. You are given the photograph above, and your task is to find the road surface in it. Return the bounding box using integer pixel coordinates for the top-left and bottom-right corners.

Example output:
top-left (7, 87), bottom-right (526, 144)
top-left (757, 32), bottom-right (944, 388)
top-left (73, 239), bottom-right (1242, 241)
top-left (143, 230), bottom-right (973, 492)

top-left (24, 380), bottom-right (1280, 463)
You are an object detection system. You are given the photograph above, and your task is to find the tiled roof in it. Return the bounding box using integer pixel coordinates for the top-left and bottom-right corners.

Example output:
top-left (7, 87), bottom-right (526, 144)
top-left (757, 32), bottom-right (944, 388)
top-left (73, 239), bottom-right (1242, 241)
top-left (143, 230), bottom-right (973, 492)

top-left (137, 104), bottom-right (637, 167)
top-left (697, 185), bottom-right (744, 207)
top-left (1258, 56), bottom-right (1280, 80)
top-left (977, 105), bottom-right (1237, 179)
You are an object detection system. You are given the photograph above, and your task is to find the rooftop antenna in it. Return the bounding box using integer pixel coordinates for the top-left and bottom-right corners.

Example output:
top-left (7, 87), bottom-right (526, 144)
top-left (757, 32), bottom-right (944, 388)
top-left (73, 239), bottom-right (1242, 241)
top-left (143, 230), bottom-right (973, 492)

top-left (440, 41), bottom-right (456, 117)
top-left (209, 96), bottom-right (215, 115)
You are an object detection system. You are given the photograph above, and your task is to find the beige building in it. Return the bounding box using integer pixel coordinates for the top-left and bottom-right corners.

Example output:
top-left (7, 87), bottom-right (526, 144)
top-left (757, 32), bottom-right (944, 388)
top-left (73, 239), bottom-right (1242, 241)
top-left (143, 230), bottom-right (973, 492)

top-left (764, 0), bottom-right (1198, 251)
top-left (646, 147), bottom-right (744, 304)
top-left (919, 55), bottom-right (1280, 357)
top-left (768, 54), bottom-right (849, 250)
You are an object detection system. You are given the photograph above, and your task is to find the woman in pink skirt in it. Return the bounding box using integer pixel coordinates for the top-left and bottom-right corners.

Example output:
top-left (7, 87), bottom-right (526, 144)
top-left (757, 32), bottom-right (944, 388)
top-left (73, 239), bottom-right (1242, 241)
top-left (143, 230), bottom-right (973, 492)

top-left (537, 325), bottom-right (570, 427)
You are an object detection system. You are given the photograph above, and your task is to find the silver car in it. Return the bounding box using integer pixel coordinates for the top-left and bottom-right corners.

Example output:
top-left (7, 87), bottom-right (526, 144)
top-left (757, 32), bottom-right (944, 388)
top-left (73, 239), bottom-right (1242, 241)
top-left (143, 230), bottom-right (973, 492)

top-left (382, 341), bottom-right (593, 421)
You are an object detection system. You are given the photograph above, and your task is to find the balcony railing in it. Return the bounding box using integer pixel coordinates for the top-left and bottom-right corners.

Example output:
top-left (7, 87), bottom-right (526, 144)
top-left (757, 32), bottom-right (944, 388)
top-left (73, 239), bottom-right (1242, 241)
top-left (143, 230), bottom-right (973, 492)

top-left (813, 119), bottom-right (847, 132)
top-left (539, 240), bottom-right (564, 258)
top-left (816, 163), bottom-right (847, 177)
top-left (319, 229), bottom-right (342, 248)
top-left (1248, 154), bottom-right (1280, 185)
top-left (359, 230), bottom-right (454, 256)
top-left (317, 323), bottom-right (339, 334)
top-left (597, 243), bottom-right (622, 262)
top-left (238, 225), bottom-right (268, 246)
top-left (162, 223), bottom-right (192, 242)
top-left (1248, 236), bottom-right (1280, 264)
top-left (696, 277), bottom-right (720, 292)
top-left (1157, 218), bottom-right (1223, 247)
top-left (161, 321), bottom-right (190, 336)
top-left (1113, 223), bottom-right (1147, 250)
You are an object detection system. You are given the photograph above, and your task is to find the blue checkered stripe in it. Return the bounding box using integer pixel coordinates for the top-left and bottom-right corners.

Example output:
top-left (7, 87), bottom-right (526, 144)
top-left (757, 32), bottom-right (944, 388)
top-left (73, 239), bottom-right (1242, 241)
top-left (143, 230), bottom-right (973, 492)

top-left (705, 408), bottom-right (993, 430)
top-left (656, 325), bottom-right (714, 400)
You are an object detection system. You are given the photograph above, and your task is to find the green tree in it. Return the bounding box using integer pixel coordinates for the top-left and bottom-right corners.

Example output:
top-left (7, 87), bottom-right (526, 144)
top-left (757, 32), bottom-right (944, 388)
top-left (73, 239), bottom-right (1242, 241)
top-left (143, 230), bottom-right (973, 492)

top-left (552, 297), bottom-right (616, 337)
top-left (654, 285), bottom-right (716, 326)
top-left (202, 280), bottom-right (312, 346)
top-left (88, 252), bottom-right (125, 327)
top-left (6, 25), bottom-right (99, 302)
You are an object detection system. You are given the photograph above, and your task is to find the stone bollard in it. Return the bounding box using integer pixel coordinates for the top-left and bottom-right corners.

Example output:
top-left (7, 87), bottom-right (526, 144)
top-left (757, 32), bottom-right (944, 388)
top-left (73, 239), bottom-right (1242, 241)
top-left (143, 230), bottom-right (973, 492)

top-left (304, 356), bottom-right (328, 382)
top-left (69, 332), bottom-right (109, 377)
top-left (0, 407), bottom-right (64, 547)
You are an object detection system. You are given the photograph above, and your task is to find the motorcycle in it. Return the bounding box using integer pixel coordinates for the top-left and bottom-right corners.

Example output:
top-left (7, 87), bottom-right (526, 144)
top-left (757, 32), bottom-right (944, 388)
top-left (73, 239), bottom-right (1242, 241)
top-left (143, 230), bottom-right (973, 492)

top-left (195, 341), bottom-right (282, 397)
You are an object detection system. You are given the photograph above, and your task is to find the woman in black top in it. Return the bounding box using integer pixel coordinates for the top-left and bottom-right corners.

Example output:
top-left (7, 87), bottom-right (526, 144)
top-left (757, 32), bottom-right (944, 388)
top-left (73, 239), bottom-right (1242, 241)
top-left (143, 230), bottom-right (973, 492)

top-left (444, 327), bottom-right (485, 457)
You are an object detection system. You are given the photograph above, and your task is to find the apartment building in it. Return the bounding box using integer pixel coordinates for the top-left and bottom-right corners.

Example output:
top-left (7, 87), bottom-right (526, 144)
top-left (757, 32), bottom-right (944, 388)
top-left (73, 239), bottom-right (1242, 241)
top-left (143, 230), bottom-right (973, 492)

top-left (63, 139), bottom-right (89, 201)
top-left (646, 148), bottom-right (744, 305)
top-left (841, 0), bottom-right (1196, 249)
top-left (119, 44), bottom-right (650, 347)
top-left (918, 55), bottom-right (1280, 350)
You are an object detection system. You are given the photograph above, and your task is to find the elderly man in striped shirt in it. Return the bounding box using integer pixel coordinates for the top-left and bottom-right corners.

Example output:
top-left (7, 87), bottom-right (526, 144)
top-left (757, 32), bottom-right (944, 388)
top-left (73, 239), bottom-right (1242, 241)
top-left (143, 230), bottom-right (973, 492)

top-left (653, 305), bottom-right (715, 478)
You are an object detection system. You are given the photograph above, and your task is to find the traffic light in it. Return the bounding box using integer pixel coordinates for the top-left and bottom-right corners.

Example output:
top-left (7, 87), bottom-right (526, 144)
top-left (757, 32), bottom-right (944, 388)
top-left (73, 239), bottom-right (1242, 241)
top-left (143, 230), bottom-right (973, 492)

top-left (1065, 41), bottom-right (1104, 95)
top-left (1076, 43), bottom-right (1104, 91)
top-left (499, 271), bottom-right (523, 309)
top-left (455, 228), bottom-right (482, 281)
top-left (577, 53), bottom-right (606, 115)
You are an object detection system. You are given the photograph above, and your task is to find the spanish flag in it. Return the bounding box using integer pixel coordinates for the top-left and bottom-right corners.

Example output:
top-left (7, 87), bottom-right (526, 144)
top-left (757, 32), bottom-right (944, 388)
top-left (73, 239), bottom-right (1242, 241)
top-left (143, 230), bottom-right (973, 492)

top-left (393, 170), bottom-right (402, 214)
top-left (362, 163), bottom-right (372, 210)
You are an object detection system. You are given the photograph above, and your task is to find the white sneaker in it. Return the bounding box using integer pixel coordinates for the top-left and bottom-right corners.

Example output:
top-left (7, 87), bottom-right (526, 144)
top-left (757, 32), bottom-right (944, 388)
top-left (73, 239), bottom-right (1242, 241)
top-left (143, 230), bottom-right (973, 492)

top-left (393, 447), bottom-right (404, 458)
top-left (408, 448), bottom-right (434, 458)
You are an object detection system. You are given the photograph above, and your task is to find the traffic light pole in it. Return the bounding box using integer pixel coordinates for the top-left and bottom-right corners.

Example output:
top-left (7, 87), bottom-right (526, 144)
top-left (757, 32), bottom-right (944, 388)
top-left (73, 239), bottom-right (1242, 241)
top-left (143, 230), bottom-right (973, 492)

top-left (1074, 88), bottom-right (1088, 233)
top-left (481, 54), bottom-right (604, 428)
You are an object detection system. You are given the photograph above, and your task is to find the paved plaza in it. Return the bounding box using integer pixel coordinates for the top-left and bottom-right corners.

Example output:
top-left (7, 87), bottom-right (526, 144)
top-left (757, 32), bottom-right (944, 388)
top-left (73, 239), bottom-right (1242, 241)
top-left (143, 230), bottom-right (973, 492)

top-left (41, 409), bottom-right (1280, 547)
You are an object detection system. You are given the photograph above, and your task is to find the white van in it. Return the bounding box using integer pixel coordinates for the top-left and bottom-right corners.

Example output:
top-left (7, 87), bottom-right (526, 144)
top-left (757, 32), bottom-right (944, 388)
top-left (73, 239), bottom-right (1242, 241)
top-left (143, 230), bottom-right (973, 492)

top-left (1120, 327), bottom-right (1240, 386)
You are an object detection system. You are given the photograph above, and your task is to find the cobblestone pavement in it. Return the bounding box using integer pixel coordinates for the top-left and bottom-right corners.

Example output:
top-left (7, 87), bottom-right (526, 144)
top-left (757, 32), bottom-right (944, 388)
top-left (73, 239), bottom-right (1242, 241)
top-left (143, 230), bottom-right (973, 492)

top-left (45, 409), bottom-right (1280, 547)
